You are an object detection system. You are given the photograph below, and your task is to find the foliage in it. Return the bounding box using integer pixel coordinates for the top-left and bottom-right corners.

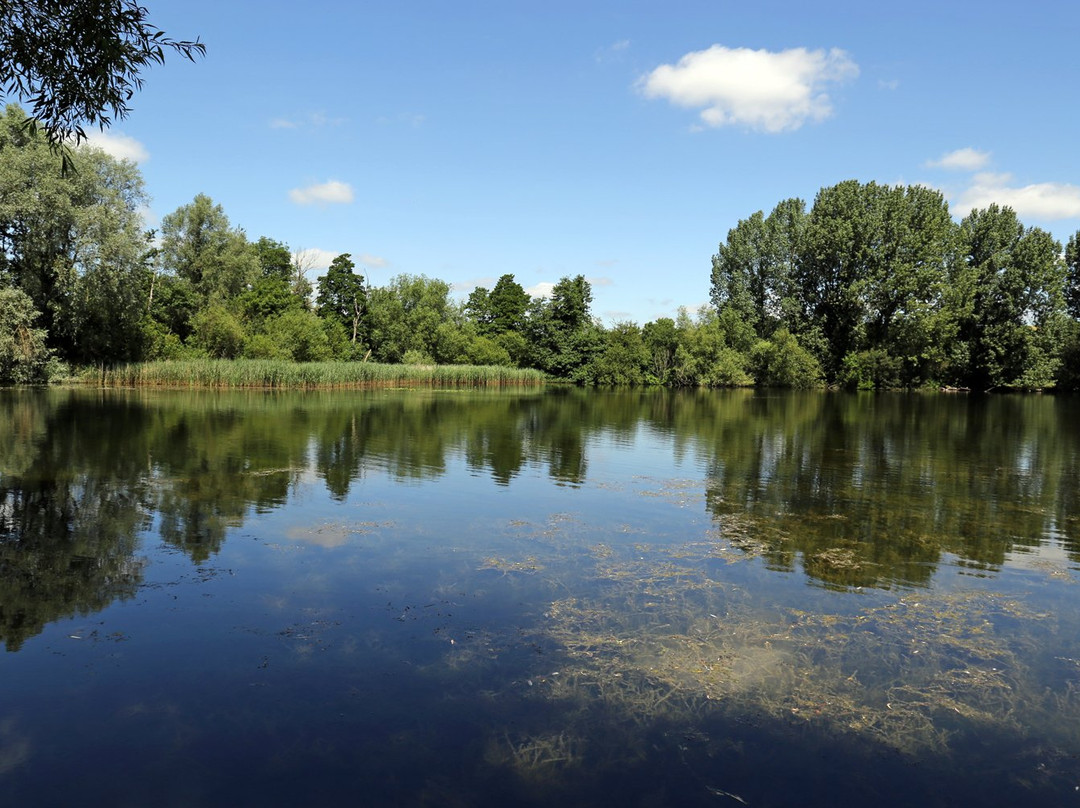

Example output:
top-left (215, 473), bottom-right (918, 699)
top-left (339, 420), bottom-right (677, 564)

top-left (189, 304), bottom-right (246, 359)
top-left (748, 329), bottom-right (823, 388)
top-left (710, 198), bottom-right (805, 338)
top-left (240, 275), bottom-right (303, 322)
top-left (584, 321), bottom-right (649, 385)
top-left (954, 205), bottom-right (1065, 389)
top-left (253, 236), bottom-right (293, 281)
top-left (159, 193), bottom-right (258, 304)
top-left (641, 317), bottom-right (679, 385)
top-left (0, 103), bottom-right (151, 363)
top-left (839, 349), bottom-right (902, 390)
top-left (0, 286), bottom-right (50, 382)
top-left (315, 253), bottom-right (366, 344)
top-left (668, 308), bottom-right (752, 388)
top-left (366, 274), bottom-right (455, 363)
top-left (1066, 230), bottom-right (1080, 320)
top-left (0, 0), bottom-right (204, 149)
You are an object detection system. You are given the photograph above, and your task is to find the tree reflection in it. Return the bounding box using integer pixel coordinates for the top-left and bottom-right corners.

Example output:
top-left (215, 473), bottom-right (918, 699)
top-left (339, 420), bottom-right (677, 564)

top-left (2, 386), bottom-right (1079, 651)
top-left (0, 391), bottom-right (148, 651)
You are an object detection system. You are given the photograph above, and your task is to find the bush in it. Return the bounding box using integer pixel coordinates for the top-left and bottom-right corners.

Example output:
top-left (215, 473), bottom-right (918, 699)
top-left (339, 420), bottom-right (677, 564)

top-left (749, 329), bottom-right (823, 388)
top-left (190, 304), bottom-right (246, 359)
top-left (840, 349), bottom-right (902, 390)
top-left (0, 287), bottom-right (51, 384)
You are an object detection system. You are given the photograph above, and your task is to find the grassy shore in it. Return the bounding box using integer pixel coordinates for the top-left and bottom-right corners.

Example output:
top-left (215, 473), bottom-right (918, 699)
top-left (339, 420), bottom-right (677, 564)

top-left (79, 359), bottom-right (548, 389)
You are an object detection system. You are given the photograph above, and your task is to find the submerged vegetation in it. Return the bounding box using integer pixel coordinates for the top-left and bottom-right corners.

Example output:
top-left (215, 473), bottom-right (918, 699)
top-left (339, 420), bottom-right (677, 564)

top-left (472, 508), bottom-right (1080, 798)
top-left (3, 387), bottom-right (1080, 803)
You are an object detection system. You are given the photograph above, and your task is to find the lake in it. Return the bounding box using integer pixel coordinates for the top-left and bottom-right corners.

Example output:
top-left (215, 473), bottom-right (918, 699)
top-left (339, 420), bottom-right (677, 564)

top-left (2, 386), bottom-right (1079, 806)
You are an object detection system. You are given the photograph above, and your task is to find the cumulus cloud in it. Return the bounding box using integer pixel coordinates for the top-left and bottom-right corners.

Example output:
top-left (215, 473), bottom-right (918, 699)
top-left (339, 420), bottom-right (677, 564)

top-left (926, 147), bottom-right (991, 172)
top-left (526, 282), bottom-right (555, 299)
top-left (292, 248), bottom-right (340, 271)
top-left (953, 173), bottom-right (1080, 220)
top-left (289, 180), bottom-right (354, 206)
top-left (82, 131), bottom-right (149, 163)
top-left (639, 45), bottom-right (858, 132)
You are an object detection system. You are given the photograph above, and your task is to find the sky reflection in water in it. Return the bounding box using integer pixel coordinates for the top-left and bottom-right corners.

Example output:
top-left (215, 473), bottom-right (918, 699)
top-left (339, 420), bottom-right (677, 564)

top-left (1, 387), bottom-right (1079, 807)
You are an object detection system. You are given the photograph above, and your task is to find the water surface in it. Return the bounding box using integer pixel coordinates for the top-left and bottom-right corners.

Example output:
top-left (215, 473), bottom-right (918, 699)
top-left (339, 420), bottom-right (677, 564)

top-left (2, 387), bottom-right (1079, 806)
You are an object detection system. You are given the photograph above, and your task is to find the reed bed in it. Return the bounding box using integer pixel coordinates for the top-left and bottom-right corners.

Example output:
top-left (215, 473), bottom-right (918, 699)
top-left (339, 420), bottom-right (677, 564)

top-left (81, 359), bottom-right (547, 389)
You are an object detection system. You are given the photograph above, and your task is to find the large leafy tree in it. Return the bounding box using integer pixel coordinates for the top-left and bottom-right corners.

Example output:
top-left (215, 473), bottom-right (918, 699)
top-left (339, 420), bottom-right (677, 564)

top-left (366, 274), bottom-right (455, 362)
top-left (487, 274), bottom-right (530, 334)
top-left (1065, 230), bottom-right (1080, 320)
top-left (0, 103), bottom-right (151, 363)
top-left (710, 198), bottom-right (806, 339)
top-left (315, 253), bottom-right (367, 345)
top-left (159, 193), bottom-right (258, 304)
top-left (525, 275), bottom-right (603, 378)
top-left (465, 273), bottom-right (529, 337)
top-left (0, 0), bottom-right (204, 150)
top-left (955, 205), bottom-right (1065, 389)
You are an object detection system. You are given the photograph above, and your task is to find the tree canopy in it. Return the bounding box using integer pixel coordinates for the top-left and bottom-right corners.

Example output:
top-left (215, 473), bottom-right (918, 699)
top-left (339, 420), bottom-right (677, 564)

top-left (3, 128), bottom-right (1079, 394)
top-left (0, 0), bottom-right (204, 148)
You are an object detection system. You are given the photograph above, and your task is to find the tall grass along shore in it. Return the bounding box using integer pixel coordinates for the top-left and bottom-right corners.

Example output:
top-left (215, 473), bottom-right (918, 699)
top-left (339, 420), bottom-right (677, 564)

top-left (82, 359), bottom-right (548, 389)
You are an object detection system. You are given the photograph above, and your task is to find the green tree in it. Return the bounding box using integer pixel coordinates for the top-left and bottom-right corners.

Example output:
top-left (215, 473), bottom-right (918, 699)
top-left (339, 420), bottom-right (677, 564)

top-left (240, 275), bottom-right (303, 323)
top-left (1065, 230), bottom-right (1080, 320)
top-left (710, 198), bottom-right (806, 340)
top-left (670, 308), bottom-right (752, 388)
top-left (642, 317), bottom-right (679, 384)
top-left (0, 104), bottom-right (151, 363)
top-left (253, 236), bottom-right (293, 281)
top-left (488, 274), bottom-right (530, 334)
top-left (584, 321), bottom-right (649, 386)
top-left (954, 205), bottom-right (1065, 389)
top-left (159, 194), bottom-right (258, 304)
top-left (315, 253), bottom-right (367, 345)
top-left (190, 303), bottom-right (245, 359)
top-left (749, 329), bottom-right (823, 388)
top-left (0, 286), bottom-right (50, 383)
top-left (0, 0), bottom-right (204, 150)
top-left (366, 274), bottom-right (455, 363)
top-left (524, 276), bottom-right (602, 378)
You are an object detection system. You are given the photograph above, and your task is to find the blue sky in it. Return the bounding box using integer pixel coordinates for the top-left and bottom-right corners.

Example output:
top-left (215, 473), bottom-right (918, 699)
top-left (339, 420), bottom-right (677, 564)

top-left (82, 0), bottom-right (1080, 324)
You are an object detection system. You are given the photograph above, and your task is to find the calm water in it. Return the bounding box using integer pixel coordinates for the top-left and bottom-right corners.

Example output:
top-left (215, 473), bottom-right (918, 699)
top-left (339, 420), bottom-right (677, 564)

top-left (2, 387), bottom-right (1079, 807)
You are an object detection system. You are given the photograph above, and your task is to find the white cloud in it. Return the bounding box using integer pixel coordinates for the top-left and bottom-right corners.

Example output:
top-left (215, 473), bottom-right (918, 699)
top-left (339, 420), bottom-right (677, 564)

top-left (289, 180), bottom-right (354, 206)
top-left (595, 39), bottom-right (631, 63)
top-left (82, 131), bottom-right (149, 163)
top-left (357, 253), bottom-right (388, 268)
top-left (270, 112), bottom-right (345, 130)
top-left (639, 45), bottom-right (858, 132)
top-left (926, 147), bottom-right (990, 171)
top-left (526, 282), bottom-right (555, 299)
top-left (878, 78), bottom-right (900, 91)
top-left (953, 173), bottom-right (1080, 220)
top-left (292, 248), bottom-right (340, 271)
top-left (588, 276), bottom-right (614, 287)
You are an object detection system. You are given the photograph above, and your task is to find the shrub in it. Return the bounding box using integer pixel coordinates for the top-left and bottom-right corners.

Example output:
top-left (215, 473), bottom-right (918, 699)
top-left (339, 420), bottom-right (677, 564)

top-left (840, 349), bottom-right (902, 390)
top-left (0, 287), bottom-right (51, 384)
top-left (749, 329), bottom-right (823, 388)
